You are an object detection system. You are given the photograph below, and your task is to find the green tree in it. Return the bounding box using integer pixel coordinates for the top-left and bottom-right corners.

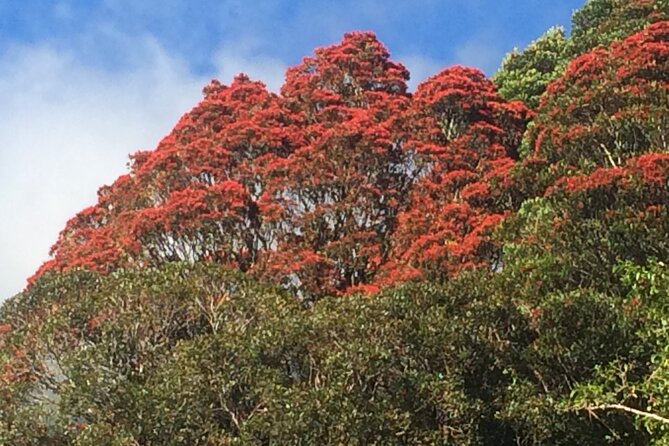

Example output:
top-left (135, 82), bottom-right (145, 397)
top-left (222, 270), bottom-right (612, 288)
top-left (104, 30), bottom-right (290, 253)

top-left (568, 0), bottom-right (669, 57)
top-left (494, 27), bottom-right (568, 109)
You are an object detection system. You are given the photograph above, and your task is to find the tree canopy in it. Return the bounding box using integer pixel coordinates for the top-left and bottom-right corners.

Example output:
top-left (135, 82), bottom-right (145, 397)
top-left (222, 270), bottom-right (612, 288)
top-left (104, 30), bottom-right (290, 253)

top-left (2, 0), bottom-right (669, 443)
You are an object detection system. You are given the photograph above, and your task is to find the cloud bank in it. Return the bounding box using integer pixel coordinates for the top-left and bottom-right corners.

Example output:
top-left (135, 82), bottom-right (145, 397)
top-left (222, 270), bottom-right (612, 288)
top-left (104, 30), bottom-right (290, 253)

top-left (0, 40), bottom-right (202, 299)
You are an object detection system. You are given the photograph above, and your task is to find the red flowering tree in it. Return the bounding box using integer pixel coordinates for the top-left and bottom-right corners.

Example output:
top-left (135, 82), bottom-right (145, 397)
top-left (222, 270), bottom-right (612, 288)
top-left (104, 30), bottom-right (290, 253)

top-left (528, 21), bottom-right (669, 171)
top-left (380, 67), bottom-right (530, 284)
top-left (259, 32), bottom-right (413, 297)
top-left (36, 40), bottom-right (534, 296)
top-left (39, 74), bottom-right (297, 278)
top-left (492, 20), bottom-right (669, 216)
top-left (568, 0), bottom-right (668, 57)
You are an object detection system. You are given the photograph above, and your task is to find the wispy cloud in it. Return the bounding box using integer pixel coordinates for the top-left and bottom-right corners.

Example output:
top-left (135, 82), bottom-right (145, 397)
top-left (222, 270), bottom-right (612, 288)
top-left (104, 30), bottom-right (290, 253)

top-left (399, 53), bottom-right (444, 90)
top-left (453, 40), bottom-right (505, 74)
top-left (0, 39), bottom-right (206, 300)
top-left (213, 39), bottom-right (287, 92)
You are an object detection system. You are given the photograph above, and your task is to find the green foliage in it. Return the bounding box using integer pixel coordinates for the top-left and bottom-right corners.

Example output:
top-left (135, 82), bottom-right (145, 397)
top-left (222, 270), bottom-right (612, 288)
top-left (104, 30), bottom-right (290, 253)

top-left (494, 27), bottom-right (568, 109)
top-left (1, 266), bottom-right (528, 444)
top-left (568, 0), bottom-right (669, 57)
top-left (4, 248), bottom-right (668, 444)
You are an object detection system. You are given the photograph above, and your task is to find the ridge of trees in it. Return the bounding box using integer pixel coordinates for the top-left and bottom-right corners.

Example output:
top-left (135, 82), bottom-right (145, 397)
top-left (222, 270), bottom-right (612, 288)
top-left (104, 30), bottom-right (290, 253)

top-left (31, 31), bottom-right (531, 300)
top-left (2, 0), bottom-right (669, 444)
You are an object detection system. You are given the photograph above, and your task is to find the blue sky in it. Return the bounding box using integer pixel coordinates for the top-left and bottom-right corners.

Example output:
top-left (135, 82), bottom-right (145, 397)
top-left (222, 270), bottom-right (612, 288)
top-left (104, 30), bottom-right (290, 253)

top-left (0, 0), bottom-right (585, 299)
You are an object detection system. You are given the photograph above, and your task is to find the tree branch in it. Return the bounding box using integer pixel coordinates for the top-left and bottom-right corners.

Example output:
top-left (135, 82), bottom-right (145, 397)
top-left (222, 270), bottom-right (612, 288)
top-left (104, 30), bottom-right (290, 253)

top-left (582, 403), bottom-right (669, 425)
top-left (599, 143), bottom-right (618, 168)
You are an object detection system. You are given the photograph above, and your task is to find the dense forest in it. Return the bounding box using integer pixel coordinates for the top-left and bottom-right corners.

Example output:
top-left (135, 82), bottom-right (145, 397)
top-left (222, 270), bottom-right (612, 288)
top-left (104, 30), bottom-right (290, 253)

top-left (1, 0), bottom-right (669, 444)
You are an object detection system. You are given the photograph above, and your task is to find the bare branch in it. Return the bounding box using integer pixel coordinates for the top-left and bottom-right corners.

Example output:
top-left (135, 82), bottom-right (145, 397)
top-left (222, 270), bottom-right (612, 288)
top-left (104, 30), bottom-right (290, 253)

top-left (599, 143), bottom-right (618, 168)
top-left (580, 403), bottom-right (669, 425)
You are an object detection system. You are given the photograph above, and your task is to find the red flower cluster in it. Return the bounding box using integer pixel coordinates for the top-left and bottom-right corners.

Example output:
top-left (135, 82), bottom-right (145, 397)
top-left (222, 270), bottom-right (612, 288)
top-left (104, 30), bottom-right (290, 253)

top-left (33, 23), bottom-right (668, 298)
top-left (530, 21), bottom-right (669, 169)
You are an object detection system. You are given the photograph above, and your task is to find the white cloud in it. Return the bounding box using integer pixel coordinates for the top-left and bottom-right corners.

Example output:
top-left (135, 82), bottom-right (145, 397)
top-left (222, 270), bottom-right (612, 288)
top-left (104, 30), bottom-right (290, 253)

top-left (399, 54), bottom-right (444, 91)
top-left (453, 40), bottom-right (504, 75)
top-left (0, 39), bottom-right (206, 300)
top-left (213, 39), bottom-right (287, 92)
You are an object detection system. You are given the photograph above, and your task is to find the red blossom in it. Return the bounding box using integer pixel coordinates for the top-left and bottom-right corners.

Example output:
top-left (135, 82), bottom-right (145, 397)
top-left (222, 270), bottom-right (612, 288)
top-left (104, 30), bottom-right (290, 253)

top-left (29, 32), bottom-right (531, 296)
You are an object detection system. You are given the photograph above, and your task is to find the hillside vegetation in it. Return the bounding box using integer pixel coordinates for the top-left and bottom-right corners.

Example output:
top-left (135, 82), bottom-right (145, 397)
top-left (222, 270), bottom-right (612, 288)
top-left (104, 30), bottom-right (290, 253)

top-left (1, 0), bottom-right (669, 444)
